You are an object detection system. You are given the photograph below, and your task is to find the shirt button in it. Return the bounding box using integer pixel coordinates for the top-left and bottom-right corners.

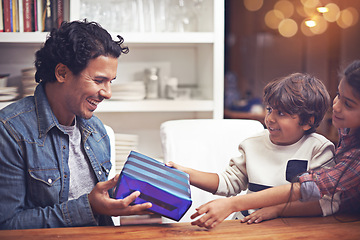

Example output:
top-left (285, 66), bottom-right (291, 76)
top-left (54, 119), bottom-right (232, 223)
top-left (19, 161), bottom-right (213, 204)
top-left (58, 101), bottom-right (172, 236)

top-left (86, 146), bottom-right (90, 150)
top-left (63, 145), bottom-right (66, 149)
top-left (98, 171), bottom-right (102, 175)
top-left (48, 178), bottom-right (52, 184)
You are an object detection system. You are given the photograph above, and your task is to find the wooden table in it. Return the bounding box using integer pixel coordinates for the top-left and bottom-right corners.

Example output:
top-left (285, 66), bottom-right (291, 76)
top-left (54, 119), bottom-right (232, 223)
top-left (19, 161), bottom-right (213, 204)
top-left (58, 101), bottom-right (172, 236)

top-left (1, 215), bottom-right (359, 240)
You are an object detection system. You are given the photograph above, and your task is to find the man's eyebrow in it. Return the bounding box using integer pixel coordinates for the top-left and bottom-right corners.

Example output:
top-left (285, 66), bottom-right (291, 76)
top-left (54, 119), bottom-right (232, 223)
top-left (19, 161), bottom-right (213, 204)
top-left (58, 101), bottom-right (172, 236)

top-left (93, 75), bottom-right (117, 80)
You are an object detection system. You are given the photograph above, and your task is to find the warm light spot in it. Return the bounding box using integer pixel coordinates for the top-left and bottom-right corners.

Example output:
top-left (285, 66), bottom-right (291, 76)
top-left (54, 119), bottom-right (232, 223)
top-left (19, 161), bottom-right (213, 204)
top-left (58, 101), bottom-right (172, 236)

top-left (336, 8), bottom-right (358, 29)
top-left (347, 7), bottom-right (359, 26)
top-left (274, 0), bottom-right (294, 18)
top-left (309, 16), bottom-right (328, 35)
top-left (323, 3), bottom-right (340, 22)
top-left (278, 19), bottom-right (298, 37)
top-left (301, 19), bottom-right (315, 36)
top-left (317, 7), bottom-right (328, 13)
top-left (265, 10), bottom-right (285, 29)
top-left (296, 5), bottom-right (307, 17)
top-left (301, 0), bottom-right (320, 8)
top-left (243, 0), bottom-right (263, 12)
top-left (305, 20), bottom-right (316, 27)
top-left (303, 6), bottom-right (317, 16)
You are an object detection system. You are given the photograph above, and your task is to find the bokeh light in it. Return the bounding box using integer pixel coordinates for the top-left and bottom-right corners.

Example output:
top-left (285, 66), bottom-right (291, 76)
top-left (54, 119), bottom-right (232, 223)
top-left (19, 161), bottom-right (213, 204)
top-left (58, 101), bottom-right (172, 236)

top-left (243, 0), bottom-right (263, 12)
top-left (323, 3), bottom-right (340, 22)
top-left (309, 15), bottom-right (328, 35)
top-left (278, 19), bottom-right (298, 37)
top-left (301, 19), bottom-right (315, 36)
top-left (301, 0), bottom-right (320, 8)
top-left (245, 0), bottom-right (358, 38)
top-left (274, 0), bottom-right (295, 18)
top-left (265, 10), bottom-right (285, 29)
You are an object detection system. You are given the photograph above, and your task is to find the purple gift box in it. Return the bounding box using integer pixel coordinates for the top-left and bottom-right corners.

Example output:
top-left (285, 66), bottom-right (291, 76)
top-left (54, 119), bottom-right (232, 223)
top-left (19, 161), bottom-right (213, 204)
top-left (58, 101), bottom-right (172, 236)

top-left (114, 151), bottom-right (192, 221)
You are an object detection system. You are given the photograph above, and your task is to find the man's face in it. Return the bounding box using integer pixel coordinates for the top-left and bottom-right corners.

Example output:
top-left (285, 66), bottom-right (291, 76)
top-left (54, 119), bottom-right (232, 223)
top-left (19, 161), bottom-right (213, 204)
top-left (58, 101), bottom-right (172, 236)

top-left (60, 55), bottom-right (118, 125)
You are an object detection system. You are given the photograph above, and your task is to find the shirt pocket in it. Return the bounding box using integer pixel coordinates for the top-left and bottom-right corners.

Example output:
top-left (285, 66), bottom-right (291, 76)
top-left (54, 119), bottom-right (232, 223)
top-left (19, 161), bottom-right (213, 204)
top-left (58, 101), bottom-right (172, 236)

top-left (28, 168), bottom-right (62, 207)
top-left (101, 161), bottom-right (112, 178)
top-left (286, 160), bottom-right (308, 182)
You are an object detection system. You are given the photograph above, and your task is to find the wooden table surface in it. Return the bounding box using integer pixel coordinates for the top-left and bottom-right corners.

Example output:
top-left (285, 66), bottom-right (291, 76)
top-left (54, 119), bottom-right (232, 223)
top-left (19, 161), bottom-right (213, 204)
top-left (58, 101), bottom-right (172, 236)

top-left (1, 214), bottom-right (359, 240)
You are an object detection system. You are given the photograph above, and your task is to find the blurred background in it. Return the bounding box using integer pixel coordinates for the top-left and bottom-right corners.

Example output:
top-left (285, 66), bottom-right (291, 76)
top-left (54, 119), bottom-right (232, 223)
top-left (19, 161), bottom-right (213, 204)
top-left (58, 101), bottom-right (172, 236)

top-left (224, 0), bottom-right (360, 143)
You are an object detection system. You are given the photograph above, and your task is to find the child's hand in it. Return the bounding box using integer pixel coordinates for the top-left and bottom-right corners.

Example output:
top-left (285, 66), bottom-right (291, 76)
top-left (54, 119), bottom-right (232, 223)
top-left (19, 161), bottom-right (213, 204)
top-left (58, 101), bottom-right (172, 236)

top-left (190, 198), bottom-right (234, 229)
top-left (165, 161), bottom-right (184, 171)
top-left (240, 206), bottom-right (280, 224)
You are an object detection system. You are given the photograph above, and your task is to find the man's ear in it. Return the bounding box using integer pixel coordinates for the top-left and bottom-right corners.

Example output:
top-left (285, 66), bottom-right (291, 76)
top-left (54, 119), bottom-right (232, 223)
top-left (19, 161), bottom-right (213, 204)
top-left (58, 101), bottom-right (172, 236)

top-left (55, 63), bottom-right (68, 83)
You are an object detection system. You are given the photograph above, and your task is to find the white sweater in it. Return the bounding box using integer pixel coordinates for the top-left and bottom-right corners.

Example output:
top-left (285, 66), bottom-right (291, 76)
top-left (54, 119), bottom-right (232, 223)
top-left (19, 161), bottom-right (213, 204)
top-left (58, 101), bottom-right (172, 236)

top-left (216, 129), bottom-right (335, 217)
top-left (217, 130), bottom-right (335, 196)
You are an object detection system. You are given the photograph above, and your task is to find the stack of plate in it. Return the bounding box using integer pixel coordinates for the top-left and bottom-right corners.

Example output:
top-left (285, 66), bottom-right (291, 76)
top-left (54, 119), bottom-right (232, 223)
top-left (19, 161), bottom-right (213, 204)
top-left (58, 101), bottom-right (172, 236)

top-left (21, 68), bottom-right (38, 97)
top-left (0, 86), bottom-right (18, 102)
top-left (111, 81), bottom-right (146, 101)
top-left (114, 133), bottom-right (139, 173)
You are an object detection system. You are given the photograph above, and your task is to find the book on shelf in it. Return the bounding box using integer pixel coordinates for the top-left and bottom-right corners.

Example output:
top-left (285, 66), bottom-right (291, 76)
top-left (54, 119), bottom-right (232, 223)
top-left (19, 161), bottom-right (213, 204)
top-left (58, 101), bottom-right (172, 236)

top-left (3, 0), bottom-right (11, 32)
top-left (18, 0), bottom-right (24, 32)
top-left (56, 0), bottom-right (63, 28)
top-left (23, 0), bottom-right (32, 31)
top-left (43, 0), bottom-right (52, 31)
top-left (1, 0), bottom-right (63, 32)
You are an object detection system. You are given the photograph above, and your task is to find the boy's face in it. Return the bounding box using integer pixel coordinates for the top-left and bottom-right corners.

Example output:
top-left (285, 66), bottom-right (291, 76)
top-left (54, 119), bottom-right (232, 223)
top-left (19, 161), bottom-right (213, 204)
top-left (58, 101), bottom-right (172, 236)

top-left (265, 106), bottom-right (311, 146)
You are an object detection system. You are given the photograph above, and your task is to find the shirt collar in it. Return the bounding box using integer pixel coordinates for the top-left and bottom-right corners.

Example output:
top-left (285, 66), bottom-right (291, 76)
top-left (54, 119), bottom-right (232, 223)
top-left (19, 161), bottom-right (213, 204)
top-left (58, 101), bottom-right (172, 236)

top-left (34, 83), bottom-right (96, 138)
top-left (34, 83), bottom-right (60, 138)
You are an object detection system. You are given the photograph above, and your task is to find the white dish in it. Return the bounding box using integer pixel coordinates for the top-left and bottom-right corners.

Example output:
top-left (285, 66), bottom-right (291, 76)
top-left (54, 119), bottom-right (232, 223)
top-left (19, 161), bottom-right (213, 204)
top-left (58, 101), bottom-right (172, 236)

top-left (0, 94), bottom-right (18, 101)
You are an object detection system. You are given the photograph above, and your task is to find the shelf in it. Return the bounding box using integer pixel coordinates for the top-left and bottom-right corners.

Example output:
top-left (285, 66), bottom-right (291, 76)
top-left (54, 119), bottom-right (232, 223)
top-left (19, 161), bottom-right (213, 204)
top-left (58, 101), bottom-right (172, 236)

top-left (0, 32), bottom-right (215, 44)
top-left (0, 99), bottom-right (214, 112)
top-left (0, 101), bottom-right (15, 109)
top-left (0, 32), bottom-right (50, 43)
top-left (97, 99), bottom-right (214, 112)
top-left (224, 109), bottom-right (265, 125)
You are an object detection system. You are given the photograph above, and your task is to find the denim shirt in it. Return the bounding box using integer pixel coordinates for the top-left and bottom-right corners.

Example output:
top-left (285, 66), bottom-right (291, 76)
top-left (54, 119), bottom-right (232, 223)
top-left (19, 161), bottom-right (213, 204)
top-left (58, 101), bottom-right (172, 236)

top-left (0, 83), bottom-right (113, 229)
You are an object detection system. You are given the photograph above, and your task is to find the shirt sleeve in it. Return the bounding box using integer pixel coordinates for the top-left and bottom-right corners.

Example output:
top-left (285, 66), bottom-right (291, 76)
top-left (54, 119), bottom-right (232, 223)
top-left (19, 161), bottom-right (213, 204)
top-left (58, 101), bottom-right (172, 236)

top-left (0, 121), bottom-right (99, 229)
top-left (319, 193), bottom-right (341, 216)
top-left (308, 138), bottom-right (335, 170)
top-left (299, 173), bottom-right (321, 202)
top-left (216, 150), bottom-right (248, 197)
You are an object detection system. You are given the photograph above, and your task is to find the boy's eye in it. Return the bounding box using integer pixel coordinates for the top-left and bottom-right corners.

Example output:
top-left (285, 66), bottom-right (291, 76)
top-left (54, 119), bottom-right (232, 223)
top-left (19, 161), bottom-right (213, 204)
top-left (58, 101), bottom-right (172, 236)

top-left (266, 107), bottom-right (272, 113)
top-left (277, 111), bottom-right (285, 116)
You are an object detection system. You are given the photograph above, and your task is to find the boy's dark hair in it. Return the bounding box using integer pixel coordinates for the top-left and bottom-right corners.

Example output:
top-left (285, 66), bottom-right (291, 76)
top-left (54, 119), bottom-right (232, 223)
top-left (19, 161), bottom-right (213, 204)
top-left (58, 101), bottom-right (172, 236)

top-left (263, 73), bottom-right (330, 134)
top-left (35, 20), bottom-right (129, 84)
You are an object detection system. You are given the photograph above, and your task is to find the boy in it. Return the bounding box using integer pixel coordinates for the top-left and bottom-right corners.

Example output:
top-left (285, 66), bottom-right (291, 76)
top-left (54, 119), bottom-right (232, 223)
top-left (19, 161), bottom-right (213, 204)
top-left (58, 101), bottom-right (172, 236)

top-left (167, 73), bottom-right (335, 219)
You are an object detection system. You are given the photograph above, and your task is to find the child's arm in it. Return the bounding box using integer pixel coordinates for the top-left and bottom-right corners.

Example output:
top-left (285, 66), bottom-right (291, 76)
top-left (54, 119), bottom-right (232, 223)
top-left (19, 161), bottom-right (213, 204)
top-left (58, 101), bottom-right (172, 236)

top-left (240, 200), bottom-right (322, 224)
top-left (166, 161), bottom-right (219, 194)
top-left (190, 183), bottom-right (302, 229)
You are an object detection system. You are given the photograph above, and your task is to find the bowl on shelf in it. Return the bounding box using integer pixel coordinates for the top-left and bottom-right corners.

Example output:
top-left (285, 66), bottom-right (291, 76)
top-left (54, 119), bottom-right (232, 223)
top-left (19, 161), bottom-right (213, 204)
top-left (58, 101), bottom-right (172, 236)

top-left (0, 74), bottom-right (10, 88)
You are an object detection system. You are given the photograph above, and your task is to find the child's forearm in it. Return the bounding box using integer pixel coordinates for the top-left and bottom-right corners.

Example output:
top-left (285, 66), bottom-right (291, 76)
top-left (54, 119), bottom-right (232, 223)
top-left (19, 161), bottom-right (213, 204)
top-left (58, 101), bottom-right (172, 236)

top-left (184, 167), bottom-right (219, 194)
top-left (167, 162), bottom-right (219, 194)
top-left (229, 183), bottom-right (302, 212)
top-left (278, 201), bottom-right (322, 217)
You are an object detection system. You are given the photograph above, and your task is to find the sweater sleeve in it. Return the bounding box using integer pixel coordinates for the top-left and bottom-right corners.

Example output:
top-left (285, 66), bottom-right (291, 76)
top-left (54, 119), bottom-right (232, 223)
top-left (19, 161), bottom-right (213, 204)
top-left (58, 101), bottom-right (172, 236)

top-left (308, 138), bottom-right (335, 171)
top-left (216, 149), bottom-right (248, 197)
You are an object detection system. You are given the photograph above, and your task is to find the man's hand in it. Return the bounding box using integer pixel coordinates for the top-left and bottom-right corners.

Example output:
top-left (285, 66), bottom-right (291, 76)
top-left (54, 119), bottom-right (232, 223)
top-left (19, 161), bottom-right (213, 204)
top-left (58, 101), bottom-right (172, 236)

top-left (88, 174), bottom-right (152, 216)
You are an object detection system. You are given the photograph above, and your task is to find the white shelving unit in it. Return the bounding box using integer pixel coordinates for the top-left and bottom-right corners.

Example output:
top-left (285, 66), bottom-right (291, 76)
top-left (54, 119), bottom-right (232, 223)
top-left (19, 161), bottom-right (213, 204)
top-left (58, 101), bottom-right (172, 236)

top-left (0, 0), bottom-right (224, 158)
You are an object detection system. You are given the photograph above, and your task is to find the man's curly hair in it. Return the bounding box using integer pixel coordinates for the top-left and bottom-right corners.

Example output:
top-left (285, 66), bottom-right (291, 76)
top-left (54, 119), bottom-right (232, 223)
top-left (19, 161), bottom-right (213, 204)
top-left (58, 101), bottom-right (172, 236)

top-left (35, 20), bottom-right (129, 83)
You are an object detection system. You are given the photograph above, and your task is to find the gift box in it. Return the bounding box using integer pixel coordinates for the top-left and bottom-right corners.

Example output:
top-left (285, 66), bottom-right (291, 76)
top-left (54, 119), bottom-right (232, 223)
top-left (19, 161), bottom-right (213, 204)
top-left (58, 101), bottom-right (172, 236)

top-left (114, 151), bottom-right (192, 221)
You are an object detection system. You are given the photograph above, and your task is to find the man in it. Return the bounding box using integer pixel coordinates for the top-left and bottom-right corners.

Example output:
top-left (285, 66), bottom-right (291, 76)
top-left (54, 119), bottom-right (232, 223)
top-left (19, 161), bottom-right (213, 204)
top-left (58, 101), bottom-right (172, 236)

top-left (0, 20), bottom-right (151, 229)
